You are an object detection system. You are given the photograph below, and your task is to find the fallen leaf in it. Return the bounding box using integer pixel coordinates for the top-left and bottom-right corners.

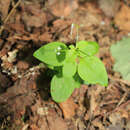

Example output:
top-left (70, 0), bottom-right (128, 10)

top-left (47, 0), bottom-right (78, 17)
top-left (7, 23), bottom-right (25, 34)
top-left (106, 124), bottom-right (123, 130)
top-left (109, 112), bottom-right (121, 125)
top-left (114, 4), bottom-right (130, 31)
top-left (59, 97), bottom-right (78, 119)
top-left (110, 38), bottom-right (130, 81)
top-left (37, 107), bottom-right (68, 130)
top-left (23, 13), bottom-right (46, 28)
top-left (17, 61), bottom-right (29, 70)
top-left (98, 0), bottom-right (120, 17)
top-left (0, 0), bottom-right (10, 20)
top-left (47, 109), bottom-right (68, 130)
top-left (39, 32), bottom-right (52, 42)
top-left (0, 77), bottom-right (37, 119)
top-left (72, 3), bottom-right (102, 28)
top-left (92, 119), bottom-right (105, 130)
top-left (21, 3), bottom-right (47, 28)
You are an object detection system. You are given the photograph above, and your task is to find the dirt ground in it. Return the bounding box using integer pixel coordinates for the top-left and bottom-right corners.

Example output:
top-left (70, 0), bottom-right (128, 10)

top-left (0, 0), bottom-right (130, 130)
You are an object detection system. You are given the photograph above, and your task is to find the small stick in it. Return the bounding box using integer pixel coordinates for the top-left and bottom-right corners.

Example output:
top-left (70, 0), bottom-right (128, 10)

top-left (108, 75), bottom-right (130, 86)
top-left (116, 92), bottom-right (127, 107)
top-left (0, 0), bottom-right (21, 35)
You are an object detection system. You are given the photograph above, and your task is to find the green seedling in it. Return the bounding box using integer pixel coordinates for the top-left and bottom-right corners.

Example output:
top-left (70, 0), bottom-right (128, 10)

top-left (33, 40), bottom-right (108, 102)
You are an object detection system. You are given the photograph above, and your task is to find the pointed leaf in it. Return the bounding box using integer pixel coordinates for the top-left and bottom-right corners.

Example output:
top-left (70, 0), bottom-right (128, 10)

top-left (76, 40), bottom-right (99, 56)
top-left (51, 75), bottom-right (80, 102)
top-left (33, 42), bottom-right (67, 66)
top-left (78, 56), bottom-right (108, 86)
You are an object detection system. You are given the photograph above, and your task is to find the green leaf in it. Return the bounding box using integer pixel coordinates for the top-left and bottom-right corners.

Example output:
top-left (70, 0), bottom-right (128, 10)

top-left (110, 37), bottom-right (130, 81)
top-left (76, 40), bottom-right (99, 56)
top-left (51, 75), bottom-right (80, 102)
top-left (69, 45), bottom-right (75, 49)
top-left (63, 61), bottom-right (77, 77)
top-left (78, 56), bottom-right (108, 86)
top-left (62, 49), bottom-right (77, 77)
top-left (33, 42), bottom-right (67, 66)
top-left (65, 49), bottom-right (77, 62)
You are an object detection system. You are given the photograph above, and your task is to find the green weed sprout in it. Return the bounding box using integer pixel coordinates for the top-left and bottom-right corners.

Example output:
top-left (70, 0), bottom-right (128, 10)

top-left (33, 41), bottom-right (108, 102)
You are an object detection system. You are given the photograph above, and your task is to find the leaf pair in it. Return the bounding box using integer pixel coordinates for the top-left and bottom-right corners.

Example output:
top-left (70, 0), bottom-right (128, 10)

top-left (76, 41), bottom-right (99, 56)
top-left (78, 56), bottom-right (108, 86)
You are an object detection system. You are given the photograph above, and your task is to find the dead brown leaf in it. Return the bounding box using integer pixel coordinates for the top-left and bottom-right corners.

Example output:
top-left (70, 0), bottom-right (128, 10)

top-left (22, 13), bottom-right (46, 28)
top-left (0, 0), bottom-right (10, 20)
top-left (109, 112), bottom-right (122, 125)
top-left (53, 19), bottom-right (71, 31)
top-left (7, 23), bottom-right (25, 34)
top-left (92, 119), bottom-right (105, 130)
top-left (39, 32), bottom-right (52, 42)
top-left (47, 109), bottom-right (68, 130)
top-left (21, 2), bottom-right (47, 28)
top-left (114, 4), bottom-right (130, 31)
top-left (98, 0), bottom-right (120, 17)
top-left (0, 76), bottom-right (37, 119)
top-left (47, 0), bottom-right (78, 17)
top-left (71, 3), bottom-right (102, 31)
top-left (17, 61), bottom-right (29, 70)
top-left (35, 107), bottom-right (68, 130)
top-left (59, 97), bottom-right (78, 119)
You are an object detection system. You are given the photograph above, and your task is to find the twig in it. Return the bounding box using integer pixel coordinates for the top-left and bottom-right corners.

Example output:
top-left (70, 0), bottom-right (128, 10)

top-left (108, 74), bottom-right (130, 86)
top-left (116, 92), bottom-right (127, 107)
top-left (0, 0), bottom-right (21, 35)
top-left (114, 100), bottom-right (130, 112)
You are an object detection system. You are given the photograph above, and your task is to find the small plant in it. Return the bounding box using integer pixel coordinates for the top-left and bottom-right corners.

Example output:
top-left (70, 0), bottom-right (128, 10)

top-left (33, 41), bottom-right (108, 102)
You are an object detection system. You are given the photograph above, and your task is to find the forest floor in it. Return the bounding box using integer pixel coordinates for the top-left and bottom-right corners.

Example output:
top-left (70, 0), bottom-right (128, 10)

top-left (0, 0), bottom-right (130, 130)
